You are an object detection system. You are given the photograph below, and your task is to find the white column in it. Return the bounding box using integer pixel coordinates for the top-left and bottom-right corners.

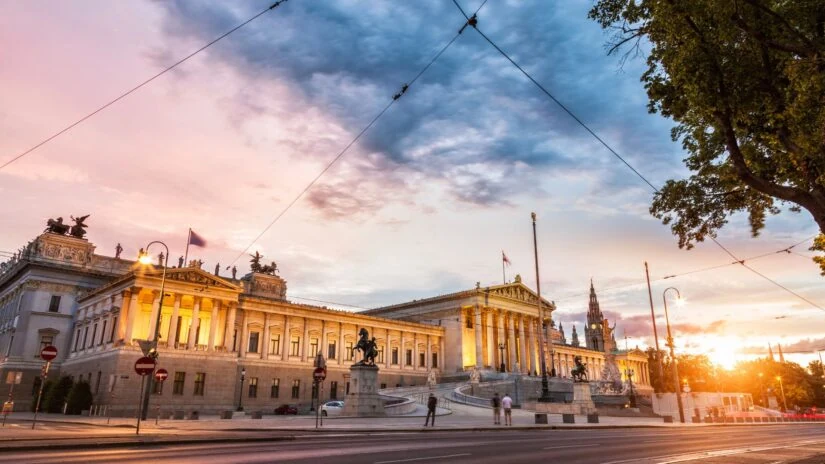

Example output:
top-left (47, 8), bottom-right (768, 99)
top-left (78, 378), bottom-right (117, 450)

top-left (148, 291), bottom-right (161, 340)
top-left (239, 309), bottom-right (249, 357)
top-left (281, 315), bottom-right (290, 361)
top-left (527, 317), bottom-right (536, 374)
top-left (261, 313), bottom-right (271, 360)
top-left (474, 305), bottom-right (483, 368)
top-left (187, 297), bottom-right (201, 349)
top-left (338, 322), bottom-right (344, 365)
top-left (439, 336), bottom-right (445, 371)
top-left (385, 331), bottom-right (392, 369)
top-left (518, 315), bottom-right (528, 374)
top-left (301, 317), bottom-right (309, 362)
top-left (485, 310), bottom-right (494, 368)
top-left (124, 289), bottom-right (140, 344)
top-left (208, 299), bottom-right (220, 351)
top-left (400, 331), bottom-right (407, 368)
top-left (168, 294), bottom-right (181, 348)
top-left (320, 320), bottom-right (327, 361)
top-left (224, 303), bottom-right (237, 351)
top-left (507, 313), bottom-right (517, 372)
top-left (426, 335), bottom-right (432, 369)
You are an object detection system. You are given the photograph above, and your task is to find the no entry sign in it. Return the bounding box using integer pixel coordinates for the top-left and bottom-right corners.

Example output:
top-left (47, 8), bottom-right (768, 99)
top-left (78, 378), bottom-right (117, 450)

top-left (134, 357), bottom-right (156, 376)
top-left (154, 368), bottom-right (168, 382)
top-left (40, 345), bottom-right (58, 361)
top-left (313, 367), bottom-right (326, 382)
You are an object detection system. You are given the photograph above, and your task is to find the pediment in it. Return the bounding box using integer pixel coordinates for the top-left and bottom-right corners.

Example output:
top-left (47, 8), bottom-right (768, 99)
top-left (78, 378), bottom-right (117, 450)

top-left (484, 283), bottom-right (554, 309)
top-left (143, 268), bottom-right (241, 291)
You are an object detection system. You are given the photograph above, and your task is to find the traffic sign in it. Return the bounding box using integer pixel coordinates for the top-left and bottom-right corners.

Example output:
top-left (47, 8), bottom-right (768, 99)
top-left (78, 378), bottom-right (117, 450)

top-left (154, 368), bottom-right (168, 382)
top-left (134, 357), bottom-right (156, 376)
top-left (313, 367), bottom-right (326, 382)
top-left (40, 346), bottom-right (58, 361)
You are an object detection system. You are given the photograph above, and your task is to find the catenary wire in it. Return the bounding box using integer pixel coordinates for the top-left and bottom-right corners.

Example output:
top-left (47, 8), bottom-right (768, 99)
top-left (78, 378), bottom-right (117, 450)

top-left (0, 1), bottom-right (290, 172)
top-left (449, 2), bottom-right (823, 312)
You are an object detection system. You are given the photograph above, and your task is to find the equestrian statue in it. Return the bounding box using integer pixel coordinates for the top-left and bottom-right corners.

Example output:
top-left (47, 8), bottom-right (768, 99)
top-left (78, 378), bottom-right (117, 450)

top-left (352, 328), bottom-right (378, 366)
top-left (571, 355), bottom-right (588, 383)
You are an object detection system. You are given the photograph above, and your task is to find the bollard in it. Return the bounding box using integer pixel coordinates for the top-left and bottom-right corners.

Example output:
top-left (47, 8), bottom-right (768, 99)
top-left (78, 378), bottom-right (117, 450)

top-left (534, 413), bottom-right (548, 424)
top-left (562, 414), bottom-right (575, 424)
top-left (587, 413), bottom-right (599, 424)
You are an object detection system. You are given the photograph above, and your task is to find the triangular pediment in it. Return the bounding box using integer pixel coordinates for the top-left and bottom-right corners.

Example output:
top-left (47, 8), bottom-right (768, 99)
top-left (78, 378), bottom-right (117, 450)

top-left (484, 282), bottom-right (554, 309)
top-left (142, 267), bottom-right (241, 291)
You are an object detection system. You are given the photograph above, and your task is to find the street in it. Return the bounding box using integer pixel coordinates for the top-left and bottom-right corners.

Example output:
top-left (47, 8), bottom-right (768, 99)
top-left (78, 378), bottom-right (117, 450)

top-left (1, 425), bottom-right (824, 463)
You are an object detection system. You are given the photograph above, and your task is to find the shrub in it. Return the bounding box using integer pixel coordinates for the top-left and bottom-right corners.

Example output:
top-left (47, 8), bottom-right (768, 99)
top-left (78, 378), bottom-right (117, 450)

top-left (44, 376), bottom-right (73, 413)
top-left (65, 381), bottom-right (93, 415)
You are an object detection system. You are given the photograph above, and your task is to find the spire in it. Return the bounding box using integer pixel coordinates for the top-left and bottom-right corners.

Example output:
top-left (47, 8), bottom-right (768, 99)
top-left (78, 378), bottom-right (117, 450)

top-left (571, 325), bottom-right (580, 347)
top-left (778, 344), bottom-right (785, 363)
top-left (768, 343), bottom-right (775, 361)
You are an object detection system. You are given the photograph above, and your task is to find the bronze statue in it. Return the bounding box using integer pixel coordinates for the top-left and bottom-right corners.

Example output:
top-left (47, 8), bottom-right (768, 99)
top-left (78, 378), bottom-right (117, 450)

top-left (231, 265), bottom-right (237, 279)
top-left (178, 256), bottom-right (184, 268)
top-left (250, 251), bottom-right (263, 273)
top-left (215, 263), bottom-right (220, 276)
top-left (115, 243), bottom-right (123, 259)
top-left (571, 355), bottom-right (588, 383)
top-left (352, 328), bottom-right (378, 366)
top-left (69, 214), bottom-right (90, 239)
top-left (45, 217), bottom-right (70, 235)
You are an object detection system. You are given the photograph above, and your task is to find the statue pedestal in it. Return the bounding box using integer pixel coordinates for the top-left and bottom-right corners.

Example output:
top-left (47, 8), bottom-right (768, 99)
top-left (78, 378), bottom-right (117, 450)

top-left (572, 382), bottom-right (597, 415)
top-left (341, 364), bottom-right (386, 417)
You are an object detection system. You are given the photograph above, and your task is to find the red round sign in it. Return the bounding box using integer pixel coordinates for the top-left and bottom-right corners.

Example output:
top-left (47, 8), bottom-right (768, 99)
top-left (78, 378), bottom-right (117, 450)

top-left (134, 356), bottom-right (156, 376)
top-left (154, 368), bottom-right (168, 382)
top-left (40, 345), bottom-right (58, 361)
top-left (313, 367), bottom-right (326, 381)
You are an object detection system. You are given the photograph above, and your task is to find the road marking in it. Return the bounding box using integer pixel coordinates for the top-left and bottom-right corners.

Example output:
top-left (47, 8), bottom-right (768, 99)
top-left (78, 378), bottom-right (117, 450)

top-left (374, 453), bottom-right (471, 464)
top-left (602, 439), bottom-right (825, 464)
top-left (544, 443), bottom-right (600, 450)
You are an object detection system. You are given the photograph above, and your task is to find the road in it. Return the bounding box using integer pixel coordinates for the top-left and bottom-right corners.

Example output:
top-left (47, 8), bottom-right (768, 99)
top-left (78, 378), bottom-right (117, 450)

top-left (2, 424), bottom-right (824, 463)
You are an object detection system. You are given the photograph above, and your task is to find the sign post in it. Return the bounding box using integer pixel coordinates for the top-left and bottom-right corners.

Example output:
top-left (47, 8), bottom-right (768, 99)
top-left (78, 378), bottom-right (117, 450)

top-left (313, 366), bottom-right (326, 429)
top-left (32, 346), bottom-right (58, 430)
top-left (3, 371), bottom-right (22, 427)
top-left (134, 356), bottom-right (156, 435)
top-left (153, 369), bottom-right (168, 425)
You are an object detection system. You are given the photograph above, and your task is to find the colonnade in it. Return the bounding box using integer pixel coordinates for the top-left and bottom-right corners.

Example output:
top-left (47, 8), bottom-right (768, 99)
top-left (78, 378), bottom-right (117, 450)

top-left (469, 307), bottom-right (548, 374)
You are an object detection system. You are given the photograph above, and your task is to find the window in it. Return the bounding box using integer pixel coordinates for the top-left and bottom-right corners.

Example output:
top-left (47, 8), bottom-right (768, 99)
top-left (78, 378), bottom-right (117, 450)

top-left (91, 324), bottom-right (98, 348)
top-left (328, 341), bottom-right (336, 360)
top-left (48, 295), bottom-right (61, 313)
top-left (405, 349), bottom-right (412, 366)
top-left (100, 320), bottom-right (107, 345)
top-left (173, 372), bottom-right (185, 395)
top-left (377, 346), bottom-right (385, 364)
top-left (346, 382), bottom-right (350, 395)
top-left (291, 379), bottom-right (300, 399)
top-left (38, 334), bottom-right (54, 356)
top-left (290, 336), bottom-right (300, 356)
top-left (82, 327), bottom-right (89, 349)
top-left (345, 342), bottom-right (354, 361)
top-left (194, 373), bottom-right (206, 396)
top-left (330, 381), bottom-right (338, 400)
top-left (270, 334), bottom-right (280, 355)
top-left (310, 338), bottom-right (319, 356)
top-left (380, 383), bottom-right (387, 389)
top-left (248, 377), bottom-right (258, 398)
top-left (419, 352), bottom-right (426, 367)
top-left (109, 316), bottom-right (117, 342)
top-left (73, 329), bottom-right (81, 351)
top-left (465, 313), bottom-right (473, 329)
top-left (432, 353), bottom-right (438, 368)
top-left (392, 348), bottom-right (399, 365)
top-left (248, 332), bottom-right (260, 353)
top-left (270, 378), bottom-right (280, 398)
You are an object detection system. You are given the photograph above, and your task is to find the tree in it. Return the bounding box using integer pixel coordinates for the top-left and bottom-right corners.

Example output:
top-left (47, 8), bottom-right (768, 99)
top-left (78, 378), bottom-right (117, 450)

top-left (31, 379), bottom-right (53, 412)
top-left (65, 381), bottom-right (93, 415)
top-left (44, 376), bottom-right (73, 414)
top-left (589, 0), bottom-right (825, 273)
top-left (808, 360), bottom-right (825, 407)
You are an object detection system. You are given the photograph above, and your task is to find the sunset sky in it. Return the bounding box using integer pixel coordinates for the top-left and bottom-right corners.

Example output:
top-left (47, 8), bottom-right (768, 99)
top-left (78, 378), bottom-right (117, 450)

top-left (2, 0), bottom-right (823, 369)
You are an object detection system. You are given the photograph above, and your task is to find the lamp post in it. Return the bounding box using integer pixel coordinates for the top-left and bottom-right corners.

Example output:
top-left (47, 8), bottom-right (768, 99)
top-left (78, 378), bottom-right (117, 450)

top-left (531, 212), bottom-right (552, 402)
top-left (644, 262), bottom-right (665, 391)
top-left (662, 287), bottom-right (685, 423)
top-left (137, 241), bottom-right (169, 421)
top-left (776, 376), bottom-right (788, 412)
top-left (498, 343), bottom-right (506, 373)
top-left (237, 368), bottom-right (246, 411)
top-left (625, 368), bottom-right (637, 408)
top-left (758, 372), bottom-right (766, 407)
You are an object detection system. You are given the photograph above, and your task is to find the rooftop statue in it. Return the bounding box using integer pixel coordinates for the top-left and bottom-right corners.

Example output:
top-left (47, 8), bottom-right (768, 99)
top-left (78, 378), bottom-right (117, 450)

top-left (250, 251), bottom-right (263, 273)
top-left (69, 214), bottom-right (90, 239)
top-left (45, 217), bottom-right (70, 235)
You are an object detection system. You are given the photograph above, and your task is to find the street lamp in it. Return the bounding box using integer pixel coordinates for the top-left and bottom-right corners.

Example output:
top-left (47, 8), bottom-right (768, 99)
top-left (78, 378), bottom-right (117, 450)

top-left (531, 212), bottom-right (553, 402)
top-left (625, 368), bottom-right (637, 408)
top-left (498, 343), bottom-right (506, 373)
top-left (237, 368), bottom-right (246, 411)
top-left (138, 241), bottom-right (169, 421)
top-left (776, 376), bottom-right (788, 412)
top-left (663, 287), bottom-right (685, 423)
top-left (758, 372), bottom-right (766, 407)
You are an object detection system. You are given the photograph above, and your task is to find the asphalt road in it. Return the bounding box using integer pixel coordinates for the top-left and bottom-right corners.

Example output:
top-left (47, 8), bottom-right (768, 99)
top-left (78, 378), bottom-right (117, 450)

top-left (2, 424), bottom-right (825, 464)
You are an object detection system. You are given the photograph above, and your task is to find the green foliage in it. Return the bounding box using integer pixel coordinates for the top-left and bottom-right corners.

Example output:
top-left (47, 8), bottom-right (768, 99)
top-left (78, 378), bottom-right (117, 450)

top-left (65, 381), bottom-right (93, 415)
top-left (44, 376), bottom-right (73, 413)
top-left (31, 379), bottom-right (53, 412)
top-left (589, 0), bottom-right (825, 273)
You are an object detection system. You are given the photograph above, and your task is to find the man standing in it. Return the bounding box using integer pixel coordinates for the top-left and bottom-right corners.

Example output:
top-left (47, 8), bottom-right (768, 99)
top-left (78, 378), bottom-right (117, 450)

top-left (491, 392), bottom-right (501, 425)
top-left (502, 392), bottom-right (513, 426)
top-left (425, 393), bottom-right (437, 427)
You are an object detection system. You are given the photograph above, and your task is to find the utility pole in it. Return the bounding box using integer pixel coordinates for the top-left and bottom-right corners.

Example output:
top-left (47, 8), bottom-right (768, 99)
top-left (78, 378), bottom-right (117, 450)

top-left (645, 262), bottom-right (665, 391)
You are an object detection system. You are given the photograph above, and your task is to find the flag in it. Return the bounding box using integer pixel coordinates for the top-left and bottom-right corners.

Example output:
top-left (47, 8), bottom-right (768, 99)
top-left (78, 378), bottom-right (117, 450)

top-left (189, 229), bottom-right (207, 247)
top-left (502, 250), bottom-right (511, 266)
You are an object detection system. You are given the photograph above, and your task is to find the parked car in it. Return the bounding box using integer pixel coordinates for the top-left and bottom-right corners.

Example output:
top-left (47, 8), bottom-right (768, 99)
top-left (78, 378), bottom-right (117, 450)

top-left (274, 404), bottom-right (298, 415)
top-left (321, 400), bottom-right (344, 416)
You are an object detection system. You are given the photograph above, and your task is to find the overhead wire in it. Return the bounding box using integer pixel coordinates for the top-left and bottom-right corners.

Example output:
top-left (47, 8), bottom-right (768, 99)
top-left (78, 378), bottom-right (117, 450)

top-left (450, 1), bottom-right (824, 312)
top-left (0, 0), bottom-right (290, 172)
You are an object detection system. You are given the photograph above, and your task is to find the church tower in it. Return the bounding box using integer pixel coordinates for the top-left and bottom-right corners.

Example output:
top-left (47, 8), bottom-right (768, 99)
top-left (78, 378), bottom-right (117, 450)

top-left (585, 280), bottom-right (606, 351)
top-left (571, 324), bottom-right (580, 347)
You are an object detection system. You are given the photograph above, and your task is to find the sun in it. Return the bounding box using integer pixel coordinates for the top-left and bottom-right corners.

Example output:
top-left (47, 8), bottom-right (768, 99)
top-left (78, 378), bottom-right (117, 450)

top-left (695, 336), bottom-right (741, 370)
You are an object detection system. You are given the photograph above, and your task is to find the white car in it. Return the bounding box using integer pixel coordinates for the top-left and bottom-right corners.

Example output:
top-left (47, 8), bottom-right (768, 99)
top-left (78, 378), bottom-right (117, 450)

top-left (321, 400), bottom-right (344, 416)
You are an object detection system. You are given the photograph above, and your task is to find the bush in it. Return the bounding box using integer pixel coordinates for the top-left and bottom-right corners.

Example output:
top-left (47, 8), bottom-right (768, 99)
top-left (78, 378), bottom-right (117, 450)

top-left (44, 376), bottom-right (73, 413)
top-left (31, 379), bottom-right (54, 412)
top-left (65, 381), bottom-right (93, 415)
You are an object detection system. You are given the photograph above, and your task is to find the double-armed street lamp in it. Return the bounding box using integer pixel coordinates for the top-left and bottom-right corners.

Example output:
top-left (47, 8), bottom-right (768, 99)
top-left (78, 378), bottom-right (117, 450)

top-left (137, 241), bottom-right (169, 421)
top-left (237, 368), bottom-right (246, 411)
top-left (498, 343), bottom-right (506, 373)
top-left (625, 368), bottom-right (637, 408)
top-left (663, 287), bottom-right (685, 423)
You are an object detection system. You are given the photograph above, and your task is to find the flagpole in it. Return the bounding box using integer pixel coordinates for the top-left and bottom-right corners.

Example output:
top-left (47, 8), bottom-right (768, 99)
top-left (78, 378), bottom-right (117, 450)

top-left (184, 228), bottom-right (191, 266)
top-left (502, 253), bottom-right (506, 285)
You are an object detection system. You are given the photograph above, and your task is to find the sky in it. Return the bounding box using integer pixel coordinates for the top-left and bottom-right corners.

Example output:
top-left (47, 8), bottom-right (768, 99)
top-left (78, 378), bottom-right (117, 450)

top-left (1, 0), bottom-right (823, 370)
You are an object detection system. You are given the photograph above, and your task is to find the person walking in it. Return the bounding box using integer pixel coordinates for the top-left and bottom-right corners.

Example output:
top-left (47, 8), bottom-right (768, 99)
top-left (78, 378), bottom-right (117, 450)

top-left (491, 392), bottom-right (501, 425)
top-left (502, 392), bottom-right (513, 426)
top-left (425, 393), bottom-right (437, 427)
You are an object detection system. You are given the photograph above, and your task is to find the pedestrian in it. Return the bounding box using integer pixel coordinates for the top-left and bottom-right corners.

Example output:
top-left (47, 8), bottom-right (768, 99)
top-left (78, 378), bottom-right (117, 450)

top-left (502, 392), bottom-right (513, 426)
top-left (425, 393), bottom-right (437, 426)
top-left (491, 392), bottom-right (501, 425)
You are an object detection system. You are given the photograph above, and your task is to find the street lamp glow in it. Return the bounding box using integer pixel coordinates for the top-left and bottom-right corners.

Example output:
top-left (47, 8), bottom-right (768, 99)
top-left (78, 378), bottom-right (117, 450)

top-left (675, 297), bottom-right (686, 307)
top-left (138, 253), bottom-right (152, 265)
